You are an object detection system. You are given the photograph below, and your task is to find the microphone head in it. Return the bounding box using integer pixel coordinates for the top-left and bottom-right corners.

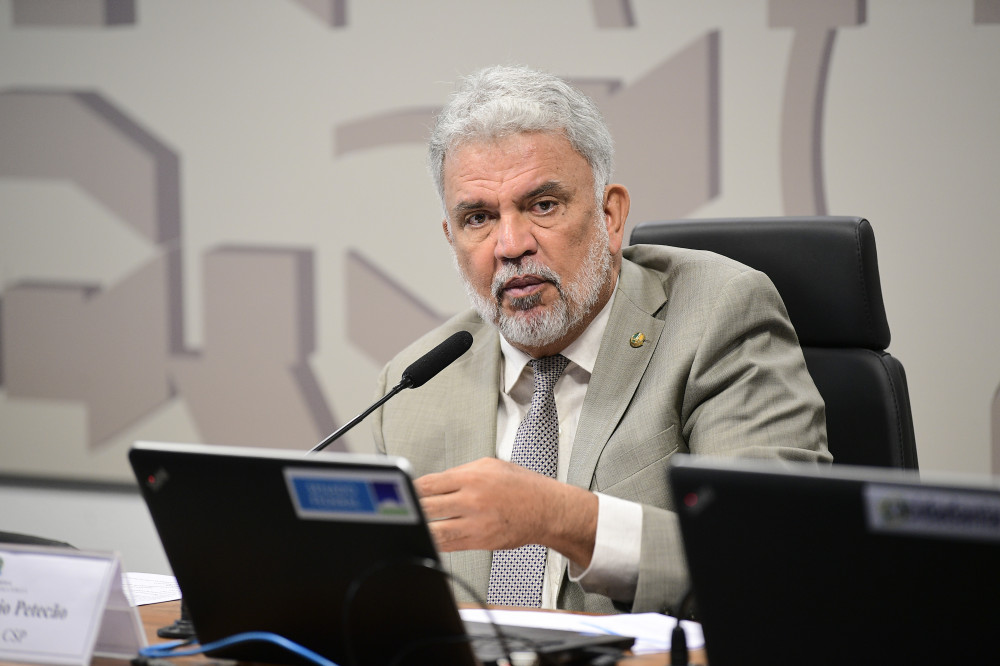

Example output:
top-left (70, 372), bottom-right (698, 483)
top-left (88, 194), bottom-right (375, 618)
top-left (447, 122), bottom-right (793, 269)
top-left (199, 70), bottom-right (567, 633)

top-left (400, 331), bottom-right (473, 389)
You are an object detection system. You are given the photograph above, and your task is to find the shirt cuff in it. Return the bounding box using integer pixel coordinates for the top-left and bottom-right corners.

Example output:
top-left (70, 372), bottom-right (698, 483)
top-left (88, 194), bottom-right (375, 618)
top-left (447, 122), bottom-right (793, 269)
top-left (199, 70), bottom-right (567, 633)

top-left (567, 492), bottom-right (642, 602)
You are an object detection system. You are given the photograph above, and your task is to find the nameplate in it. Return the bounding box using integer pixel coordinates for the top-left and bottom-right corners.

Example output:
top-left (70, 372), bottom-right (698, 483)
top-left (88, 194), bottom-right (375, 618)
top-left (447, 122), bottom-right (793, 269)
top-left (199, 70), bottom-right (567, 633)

top-left (0, 544), bottom-right (146, 665)
top-left (865, 484), bottom-right (1000, 542)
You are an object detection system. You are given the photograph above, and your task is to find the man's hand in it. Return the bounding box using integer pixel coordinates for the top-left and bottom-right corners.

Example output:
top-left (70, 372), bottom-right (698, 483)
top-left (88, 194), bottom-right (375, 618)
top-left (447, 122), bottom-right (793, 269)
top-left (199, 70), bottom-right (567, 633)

top-left (415, 457), bottom-right (599, 569)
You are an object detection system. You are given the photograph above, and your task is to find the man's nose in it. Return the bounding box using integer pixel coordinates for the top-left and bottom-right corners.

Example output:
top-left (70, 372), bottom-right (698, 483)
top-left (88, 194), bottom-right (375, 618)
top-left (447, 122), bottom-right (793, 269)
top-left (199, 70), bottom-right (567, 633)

top-left (494, 214), bottom-right (537, 260)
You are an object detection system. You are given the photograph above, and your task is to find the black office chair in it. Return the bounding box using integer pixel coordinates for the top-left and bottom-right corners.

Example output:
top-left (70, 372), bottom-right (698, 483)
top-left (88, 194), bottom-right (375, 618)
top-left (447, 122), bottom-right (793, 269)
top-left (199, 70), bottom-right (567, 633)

top-left (630, 216), bottom-right (918, 469)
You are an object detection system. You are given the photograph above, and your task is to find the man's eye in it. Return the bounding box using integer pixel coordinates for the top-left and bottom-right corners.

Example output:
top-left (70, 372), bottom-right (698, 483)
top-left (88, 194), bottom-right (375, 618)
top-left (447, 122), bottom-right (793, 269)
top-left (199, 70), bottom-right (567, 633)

top-left (534, 200), bottom-right (557, 214)
top-left (465, 212), bottom-right (489, 227)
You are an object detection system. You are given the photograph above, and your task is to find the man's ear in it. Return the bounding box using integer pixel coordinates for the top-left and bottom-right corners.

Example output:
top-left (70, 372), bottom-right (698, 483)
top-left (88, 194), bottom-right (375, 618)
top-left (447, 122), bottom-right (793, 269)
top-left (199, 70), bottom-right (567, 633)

top-left (603, 184), bottom-right (630, 255)
top-left (442, 218), bottom-right (454, 245)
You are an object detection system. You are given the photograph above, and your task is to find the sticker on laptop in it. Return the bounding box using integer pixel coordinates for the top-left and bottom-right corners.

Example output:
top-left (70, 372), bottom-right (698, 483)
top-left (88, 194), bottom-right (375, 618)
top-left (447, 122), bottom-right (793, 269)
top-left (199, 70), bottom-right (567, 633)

top-left (284, 467), bottom-right (419, 524)
top-left (864, 483), bottom-right (1000, 543)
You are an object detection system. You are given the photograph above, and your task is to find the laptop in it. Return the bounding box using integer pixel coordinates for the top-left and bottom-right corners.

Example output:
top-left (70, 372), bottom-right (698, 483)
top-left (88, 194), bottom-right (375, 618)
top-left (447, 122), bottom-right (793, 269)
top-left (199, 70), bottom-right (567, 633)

top-left (668, 455), bottom-right (1000, 665)
top-left (129, 441), bottom-right (634, 665)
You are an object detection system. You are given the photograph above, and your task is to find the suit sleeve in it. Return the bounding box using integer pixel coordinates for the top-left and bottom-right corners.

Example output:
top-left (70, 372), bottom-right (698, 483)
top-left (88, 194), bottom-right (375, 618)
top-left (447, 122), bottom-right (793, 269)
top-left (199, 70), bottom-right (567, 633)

top-left (629, 268), bottom-right (829, 614)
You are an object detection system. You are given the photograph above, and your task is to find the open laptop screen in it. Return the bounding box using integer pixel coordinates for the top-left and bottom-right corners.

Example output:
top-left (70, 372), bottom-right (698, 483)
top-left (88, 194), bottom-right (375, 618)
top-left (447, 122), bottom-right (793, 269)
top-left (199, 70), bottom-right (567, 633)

top-left (130, 441), bottom-right (477, 666)
top-left (669, 456), bottom-right (1000, 665)
top-left (131, 441), bottom-right (634, 665)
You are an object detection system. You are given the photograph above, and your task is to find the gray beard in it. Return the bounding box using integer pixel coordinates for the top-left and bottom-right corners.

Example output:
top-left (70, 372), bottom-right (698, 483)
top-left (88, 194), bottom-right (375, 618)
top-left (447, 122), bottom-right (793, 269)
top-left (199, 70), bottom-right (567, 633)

top-left (456, 223), bottom-right (613, 351)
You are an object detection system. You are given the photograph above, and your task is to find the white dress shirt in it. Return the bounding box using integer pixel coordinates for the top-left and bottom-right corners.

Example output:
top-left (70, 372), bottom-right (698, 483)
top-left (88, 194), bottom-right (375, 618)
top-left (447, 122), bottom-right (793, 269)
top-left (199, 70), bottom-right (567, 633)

top-left (496, 288), bottom-right (643, 608)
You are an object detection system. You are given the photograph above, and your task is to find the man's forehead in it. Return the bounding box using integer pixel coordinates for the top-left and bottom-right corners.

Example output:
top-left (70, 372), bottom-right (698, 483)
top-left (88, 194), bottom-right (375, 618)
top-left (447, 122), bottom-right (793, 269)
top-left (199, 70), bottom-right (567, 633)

top-left (442, 133), bottom-right (590, 202)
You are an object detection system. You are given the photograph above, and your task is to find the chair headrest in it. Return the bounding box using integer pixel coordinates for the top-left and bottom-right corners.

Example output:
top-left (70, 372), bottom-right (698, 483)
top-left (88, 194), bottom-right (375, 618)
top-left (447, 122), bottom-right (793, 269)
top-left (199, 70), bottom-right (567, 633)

top-left (629, 217), bottom-right (891, 349)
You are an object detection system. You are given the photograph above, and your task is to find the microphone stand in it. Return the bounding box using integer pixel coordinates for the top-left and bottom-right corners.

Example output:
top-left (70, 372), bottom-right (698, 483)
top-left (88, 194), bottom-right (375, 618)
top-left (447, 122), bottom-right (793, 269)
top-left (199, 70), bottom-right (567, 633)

top-left (154, 330), bottom-right (471, 644)
top-left (310, 382), bottom-right (407, 453)
top-left (311, 330), bottom-right (472, 453)
top-left (156, 599), bottom-right (195, 639)
top-left (153, 382), bottom-right (409, 642)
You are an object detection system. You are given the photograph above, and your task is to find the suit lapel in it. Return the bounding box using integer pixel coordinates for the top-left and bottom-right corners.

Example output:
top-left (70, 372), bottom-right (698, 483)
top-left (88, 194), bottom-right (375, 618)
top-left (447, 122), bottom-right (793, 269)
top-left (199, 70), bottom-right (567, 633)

top-left (567, 258), bottom-right (668, 489)
top-left (442, 324), bottom-right (500, 600)
top-left (443, 324), bottom-right (500, 469)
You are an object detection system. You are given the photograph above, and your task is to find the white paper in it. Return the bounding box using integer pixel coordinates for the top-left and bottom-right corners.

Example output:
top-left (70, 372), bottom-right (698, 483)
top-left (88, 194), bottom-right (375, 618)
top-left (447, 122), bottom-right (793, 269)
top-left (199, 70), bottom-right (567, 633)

top-left (121, 572), bottom-right (182, 606)
top-left (459, 607), bottom-right (704, 655)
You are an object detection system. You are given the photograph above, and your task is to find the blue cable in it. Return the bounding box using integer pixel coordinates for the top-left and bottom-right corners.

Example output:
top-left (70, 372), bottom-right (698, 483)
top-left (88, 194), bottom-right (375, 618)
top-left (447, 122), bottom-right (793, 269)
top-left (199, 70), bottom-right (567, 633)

top-left (139, 631), bottom-right (340, 666)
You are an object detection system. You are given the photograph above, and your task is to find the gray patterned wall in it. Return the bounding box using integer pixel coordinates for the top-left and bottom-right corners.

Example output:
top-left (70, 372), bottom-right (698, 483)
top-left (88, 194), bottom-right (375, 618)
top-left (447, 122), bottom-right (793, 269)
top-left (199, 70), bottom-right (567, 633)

top-left (2, 0), bottom-right (999, 482)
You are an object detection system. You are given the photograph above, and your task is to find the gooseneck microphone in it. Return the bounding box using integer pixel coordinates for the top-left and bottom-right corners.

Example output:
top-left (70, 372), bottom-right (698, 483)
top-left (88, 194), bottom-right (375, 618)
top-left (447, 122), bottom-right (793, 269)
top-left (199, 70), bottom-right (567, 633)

top-left (310, 330), bottom-right (474, 453)
top-left (398, 330), bottom-right (474, 389)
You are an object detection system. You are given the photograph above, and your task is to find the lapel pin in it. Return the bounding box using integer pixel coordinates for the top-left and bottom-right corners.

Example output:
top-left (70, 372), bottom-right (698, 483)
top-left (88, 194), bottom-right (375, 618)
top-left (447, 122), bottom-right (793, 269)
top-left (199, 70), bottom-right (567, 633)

top-left (629, 332), bottom-right (646, 348)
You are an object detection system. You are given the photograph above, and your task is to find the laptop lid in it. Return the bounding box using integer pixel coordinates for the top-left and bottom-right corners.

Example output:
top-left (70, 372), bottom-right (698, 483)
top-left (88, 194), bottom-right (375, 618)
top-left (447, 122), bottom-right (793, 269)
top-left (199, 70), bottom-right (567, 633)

top-left (669, 456), bottom-right (1000, 665)
top-left (130, 441), bottom-right (477, 666)
top-left (130, 442), bottom-right (634, 665)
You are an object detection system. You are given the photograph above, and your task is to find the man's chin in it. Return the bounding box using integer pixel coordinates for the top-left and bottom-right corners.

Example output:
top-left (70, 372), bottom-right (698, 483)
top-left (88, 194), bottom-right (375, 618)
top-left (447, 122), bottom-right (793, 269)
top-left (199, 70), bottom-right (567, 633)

top-left (491, 303), bottom-right (539, 328)
top-left (502, 290), bottom-right (548, 311)
top-left (501, 301), bottom-right (549, 320)
top-left (498, 304), bottom-right (568, 336)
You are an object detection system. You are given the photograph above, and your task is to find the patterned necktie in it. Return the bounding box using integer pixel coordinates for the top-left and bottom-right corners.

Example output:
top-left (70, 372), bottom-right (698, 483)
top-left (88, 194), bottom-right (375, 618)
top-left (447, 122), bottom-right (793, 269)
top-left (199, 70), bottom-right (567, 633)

top-left (487, 354), bottom-right (570, 607)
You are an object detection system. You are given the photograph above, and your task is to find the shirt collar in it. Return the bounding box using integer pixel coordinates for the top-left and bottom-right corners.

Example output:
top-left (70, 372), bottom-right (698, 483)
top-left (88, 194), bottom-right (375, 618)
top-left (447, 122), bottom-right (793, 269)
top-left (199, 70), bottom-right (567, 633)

top-left (500, 281), bottom-right (618, 393)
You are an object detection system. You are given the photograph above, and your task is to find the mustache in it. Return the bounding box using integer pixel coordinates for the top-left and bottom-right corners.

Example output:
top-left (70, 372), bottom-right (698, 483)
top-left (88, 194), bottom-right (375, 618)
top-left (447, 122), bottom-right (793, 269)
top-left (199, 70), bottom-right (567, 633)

top-left (491, 259), bottom-right (563, 302)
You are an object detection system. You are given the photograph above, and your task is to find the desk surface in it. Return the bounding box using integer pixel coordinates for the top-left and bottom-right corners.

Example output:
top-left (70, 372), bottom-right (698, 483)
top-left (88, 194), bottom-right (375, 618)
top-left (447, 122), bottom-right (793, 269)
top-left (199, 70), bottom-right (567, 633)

top-left (100, 600), bottom-right (706, 666)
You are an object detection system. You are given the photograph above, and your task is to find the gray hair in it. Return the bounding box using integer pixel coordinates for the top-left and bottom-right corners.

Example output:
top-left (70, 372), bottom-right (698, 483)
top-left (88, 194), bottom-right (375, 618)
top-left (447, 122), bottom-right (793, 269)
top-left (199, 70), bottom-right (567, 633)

top-left (428, 65), bottom-right (615, 213)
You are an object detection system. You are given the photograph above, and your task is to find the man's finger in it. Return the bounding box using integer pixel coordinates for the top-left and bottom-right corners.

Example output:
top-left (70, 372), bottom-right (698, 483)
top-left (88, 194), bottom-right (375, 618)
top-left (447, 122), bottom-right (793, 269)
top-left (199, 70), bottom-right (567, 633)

top-left (414, 469), bottom-right (464, 498)
top-left (419, 493), bottom-right (462, 522)
top-left (426, 517), bottom-right (475, 552)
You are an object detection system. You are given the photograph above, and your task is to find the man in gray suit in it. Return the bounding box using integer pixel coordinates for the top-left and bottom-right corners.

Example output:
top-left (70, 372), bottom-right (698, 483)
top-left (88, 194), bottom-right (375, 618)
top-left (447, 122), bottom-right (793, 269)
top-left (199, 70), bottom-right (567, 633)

top-left (372, 65), bottom-right (830, 615)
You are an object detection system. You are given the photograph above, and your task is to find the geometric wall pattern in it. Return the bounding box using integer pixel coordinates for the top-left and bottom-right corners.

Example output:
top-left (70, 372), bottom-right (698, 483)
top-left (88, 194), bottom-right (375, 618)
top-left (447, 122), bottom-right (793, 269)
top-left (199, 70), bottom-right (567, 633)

top-left (0, 91), bottom-right (337, 454)
top-left (11, 0), bottom-right (136, 26)
top-left (2, 0), bottom-right (999, 481)
top-left (769, 0), bottom-right (865, 215)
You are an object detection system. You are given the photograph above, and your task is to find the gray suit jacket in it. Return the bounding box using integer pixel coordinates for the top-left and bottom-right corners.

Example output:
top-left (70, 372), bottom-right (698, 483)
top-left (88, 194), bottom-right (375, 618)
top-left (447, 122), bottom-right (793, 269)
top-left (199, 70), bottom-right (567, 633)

top-left (372, 244), bottom-right (830, 614)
